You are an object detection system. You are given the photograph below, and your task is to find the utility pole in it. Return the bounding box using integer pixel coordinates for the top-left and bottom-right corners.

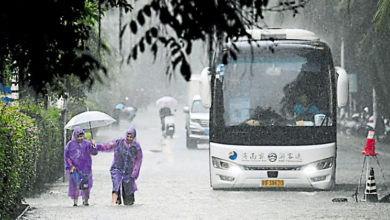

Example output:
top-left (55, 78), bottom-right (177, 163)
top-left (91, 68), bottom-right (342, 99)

top-left (373, 88), bottom-right (376, 128)
top-left (341, 38), bottom-right (352, 118)
top-left (62, 98), bottom-right (67, 182)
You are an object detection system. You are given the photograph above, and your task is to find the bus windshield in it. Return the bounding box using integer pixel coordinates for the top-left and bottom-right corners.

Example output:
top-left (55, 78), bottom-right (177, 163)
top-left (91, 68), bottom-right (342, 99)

top-left (221, 46), bottom-right (333, 127)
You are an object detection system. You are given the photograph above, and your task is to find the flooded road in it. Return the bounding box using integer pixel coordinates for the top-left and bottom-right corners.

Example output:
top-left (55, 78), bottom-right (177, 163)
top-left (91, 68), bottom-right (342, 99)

top-left (24, 106), bottom-right (390, 219)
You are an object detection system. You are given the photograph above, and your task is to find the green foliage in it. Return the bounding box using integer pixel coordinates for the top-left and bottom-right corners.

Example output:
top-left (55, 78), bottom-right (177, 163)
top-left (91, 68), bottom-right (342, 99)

top-left (0, 0), bottom-right (131, 96)
top-left (301, 0), bottom-right (390, 116)
top-left (0, 103), bottom-right (39, 219)
top-left (0, 100), bottom-right (65, 219)
top-left (80, 2), bottom-right (100, 27)
top-left (0, 56), bottom-right (15, 86)
top-left (374, 0), bottom-right (390, 32)
top-left (124, 0), bottom-right (308, 80)
top-left (18, 100), bottom-right (65, 188)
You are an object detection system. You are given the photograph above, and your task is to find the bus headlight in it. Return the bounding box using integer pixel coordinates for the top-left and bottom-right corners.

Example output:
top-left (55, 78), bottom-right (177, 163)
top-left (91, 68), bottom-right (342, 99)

top-left (302, 157), bottom-right (334, 174)
top-left (212, 157), bottom-right (242, 174)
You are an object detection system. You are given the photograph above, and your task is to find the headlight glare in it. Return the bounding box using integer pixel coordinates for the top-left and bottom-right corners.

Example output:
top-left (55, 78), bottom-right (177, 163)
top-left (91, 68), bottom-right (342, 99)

top-left (212, 157), bottom-right (241, 173)
top-left (303, 164), bottom-right (317, 174)
top-left (303, 157), bottom-right (334, 174)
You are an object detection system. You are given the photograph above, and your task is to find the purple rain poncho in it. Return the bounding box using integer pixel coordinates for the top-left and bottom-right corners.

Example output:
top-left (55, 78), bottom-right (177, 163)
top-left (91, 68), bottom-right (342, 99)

top-left (64, 126), bottom-right (98, 200)
top-left (97, 126), bottom-right (143, 193)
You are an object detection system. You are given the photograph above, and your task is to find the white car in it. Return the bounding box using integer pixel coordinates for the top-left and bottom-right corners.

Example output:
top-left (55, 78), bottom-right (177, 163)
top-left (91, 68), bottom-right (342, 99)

top-left (183, 95), bottom-right (209, 149)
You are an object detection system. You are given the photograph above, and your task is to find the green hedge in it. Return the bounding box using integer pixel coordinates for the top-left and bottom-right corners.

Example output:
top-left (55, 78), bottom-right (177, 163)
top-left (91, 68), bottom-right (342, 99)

top-left (19, 101), bottom-right (64, 188)
top-left (0, 101), bottom-right (64, 219)
top-left (0, 103), bottom-right (39, 219)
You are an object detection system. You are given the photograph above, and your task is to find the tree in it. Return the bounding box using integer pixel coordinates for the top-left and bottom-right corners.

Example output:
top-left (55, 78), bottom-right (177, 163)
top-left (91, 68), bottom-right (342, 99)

top-left (0, 0), bottom-right (309, 97)
top-left (374, 0), bottom-right (390, 32)
top-left (124, 0), bottom-right (309, 81)
top-left (0, 0), bottom-right (131, 96)
top-left (297, 0), bottom-right (390, 117)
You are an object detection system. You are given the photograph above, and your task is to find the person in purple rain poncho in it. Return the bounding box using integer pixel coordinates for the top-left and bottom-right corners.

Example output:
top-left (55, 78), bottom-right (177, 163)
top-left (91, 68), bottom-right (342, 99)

top-left (96, 126), bottom-right (142, 205)
top-left (64, 126), bottom-right (98, 206)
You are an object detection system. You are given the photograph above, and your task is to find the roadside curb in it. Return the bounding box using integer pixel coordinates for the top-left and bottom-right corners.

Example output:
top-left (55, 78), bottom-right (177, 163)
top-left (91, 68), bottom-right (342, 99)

top-left (15, 204), bottom-right (30, 220)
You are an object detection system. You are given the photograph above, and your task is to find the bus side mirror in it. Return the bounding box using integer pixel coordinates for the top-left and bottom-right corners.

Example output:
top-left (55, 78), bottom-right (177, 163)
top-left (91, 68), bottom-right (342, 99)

top-left (199, 67), bottom-right (211, 108)
top-left (335, 66), bottom-right (348, 107)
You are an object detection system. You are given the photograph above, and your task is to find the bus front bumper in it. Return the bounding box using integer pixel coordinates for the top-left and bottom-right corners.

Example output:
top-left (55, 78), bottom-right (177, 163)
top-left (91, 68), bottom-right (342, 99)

top-left (210, 166), bottom-right (334, 190)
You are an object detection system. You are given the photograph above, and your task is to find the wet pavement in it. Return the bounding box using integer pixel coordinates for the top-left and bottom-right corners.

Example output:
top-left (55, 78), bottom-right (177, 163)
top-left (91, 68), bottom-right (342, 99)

top-left (23, 106), bottom-right (390, 219)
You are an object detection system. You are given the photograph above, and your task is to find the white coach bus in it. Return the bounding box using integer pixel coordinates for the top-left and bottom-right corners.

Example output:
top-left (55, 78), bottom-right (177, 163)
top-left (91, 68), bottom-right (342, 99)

top-left (199, 29), bottom-right (349, 190)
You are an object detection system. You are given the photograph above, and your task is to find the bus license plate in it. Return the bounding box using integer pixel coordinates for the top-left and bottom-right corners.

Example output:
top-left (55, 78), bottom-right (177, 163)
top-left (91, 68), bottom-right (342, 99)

top-left (262, 180), bottom-right (284, 187)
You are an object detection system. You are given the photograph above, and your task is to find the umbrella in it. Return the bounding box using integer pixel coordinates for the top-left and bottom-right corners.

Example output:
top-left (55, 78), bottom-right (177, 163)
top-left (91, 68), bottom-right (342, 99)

top-left (65, 111), bottom-right (116, 139)
top-left (156, 96), bottom-right (177, 107)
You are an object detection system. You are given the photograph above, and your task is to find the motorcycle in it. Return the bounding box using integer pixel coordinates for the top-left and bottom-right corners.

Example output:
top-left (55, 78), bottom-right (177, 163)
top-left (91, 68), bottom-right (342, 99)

top-left (339, 113), bottom-right (370, 137)
top-left (383, 118), bottom-right (390, 142)
top-left (373, 116), bottom-right (390, 142)
top-left (163, 115), bottom-right (175, 138)
top-left (123, 106), bottom-right (137, 122)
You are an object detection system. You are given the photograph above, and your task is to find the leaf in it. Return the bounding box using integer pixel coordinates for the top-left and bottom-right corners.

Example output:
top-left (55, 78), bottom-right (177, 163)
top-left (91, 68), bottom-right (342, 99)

top-left (185, 41), bottom-right (192, 54)
top-left (151, 1), bottom-right (160, 11)
top-left (165, 65), bottom-right (171, 76)
top-left (151, 43), bottom-right (158, 59)
top-left (158, 37), bottom-right (168, 45)
top-left (127, 53), bottom-right (132, 64)
top-left (172, 55), bottom-right (183, 69)
top-left (143, 5), bottom-right (151, 17)
top-left (137, 11), bottom-right (145, 26)
top-left (145, 31), bottom-right (152, 44)
top-left (130, 21), bottom-right (137, 34)
top-left (169, 39), bottom-right (177, 48)
top-left (180, 59), bottom-right (191, 81)
top-left (132, 46), bottom-right (138, 60)
top-left (160, 8), bottom-right (170, 24)
top-left (139, 38), bottom-right (145, 52)
top-left (150, 27), bottom-right (158, 38)
top-left (171, 46), bottom-right (181, 56)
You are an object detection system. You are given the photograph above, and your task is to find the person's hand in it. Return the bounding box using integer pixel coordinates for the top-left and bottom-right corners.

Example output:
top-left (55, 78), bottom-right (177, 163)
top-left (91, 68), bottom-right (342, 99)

top-left (91, 140), bottom-right (96, 148)
top-left (70, 166), bottom-right (76, 173)
top-left (131, 171), bottom-right (137, 179)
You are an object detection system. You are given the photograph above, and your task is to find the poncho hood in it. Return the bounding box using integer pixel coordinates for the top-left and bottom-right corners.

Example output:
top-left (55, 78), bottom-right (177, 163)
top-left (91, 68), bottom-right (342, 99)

top-left (72, 126), bottom-right (85, 142)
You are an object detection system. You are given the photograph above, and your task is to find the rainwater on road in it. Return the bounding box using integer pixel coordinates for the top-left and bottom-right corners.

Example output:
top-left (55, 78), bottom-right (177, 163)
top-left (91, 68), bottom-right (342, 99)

top-left (23, 106), bottom-right (390, 220)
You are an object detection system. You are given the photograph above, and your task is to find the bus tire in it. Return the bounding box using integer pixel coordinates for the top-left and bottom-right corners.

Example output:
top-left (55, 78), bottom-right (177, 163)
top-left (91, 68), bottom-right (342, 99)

top-left (211, 183), bottom-right (222, 190)
top-left (328, 176), bottom-right (336, 190)
top-left (328, 166), bottom-right (336, 190)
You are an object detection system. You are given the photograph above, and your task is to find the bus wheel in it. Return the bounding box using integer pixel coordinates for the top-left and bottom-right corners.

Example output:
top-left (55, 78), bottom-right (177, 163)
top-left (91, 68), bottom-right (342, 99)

top-left (329, 176), bottom-right (336, 190)
top-left (329, 166), bottom-right (336, 190)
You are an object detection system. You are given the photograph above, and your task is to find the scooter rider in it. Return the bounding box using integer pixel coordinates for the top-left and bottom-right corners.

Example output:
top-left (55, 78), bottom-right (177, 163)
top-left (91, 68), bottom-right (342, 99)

top-left (159, 106), bottom-right (172, 131)
top-left (362, 107), bottom-right (370, 121)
